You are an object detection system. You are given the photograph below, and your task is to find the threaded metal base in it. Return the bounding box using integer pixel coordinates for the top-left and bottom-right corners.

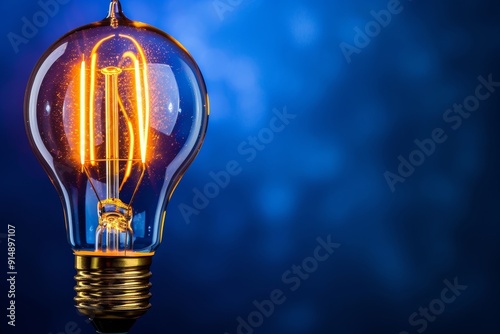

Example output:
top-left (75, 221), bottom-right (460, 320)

top-left (74, 254), bottom-right (153, 333)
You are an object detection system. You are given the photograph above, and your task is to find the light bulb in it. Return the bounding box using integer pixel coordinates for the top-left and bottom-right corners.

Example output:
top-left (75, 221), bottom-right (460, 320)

top-left (24, 1), bottom-right (209, 333)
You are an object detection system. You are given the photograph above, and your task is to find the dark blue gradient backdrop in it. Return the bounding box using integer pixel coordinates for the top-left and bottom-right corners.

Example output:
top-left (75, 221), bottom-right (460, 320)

top-left (1, 1), bottom-right (500, 334)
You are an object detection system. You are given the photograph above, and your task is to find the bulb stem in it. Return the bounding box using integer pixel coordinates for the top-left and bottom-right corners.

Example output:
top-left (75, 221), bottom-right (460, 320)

top-left (102, 67), bottom-right (121, 200)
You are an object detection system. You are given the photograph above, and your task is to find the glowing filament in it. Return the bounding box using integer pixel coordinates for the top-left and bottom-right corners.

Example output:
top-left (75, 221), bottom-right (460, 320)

top-left (118, 96), bottom-right (135, 190)
top-left (79, 58), bottom-right (86, 165)
top-left (89, 35), bottom-right (114, 165)
top-left (120, 34), bottom-right (150, 163)
top-left (88, 53), bottom-right (97, 165)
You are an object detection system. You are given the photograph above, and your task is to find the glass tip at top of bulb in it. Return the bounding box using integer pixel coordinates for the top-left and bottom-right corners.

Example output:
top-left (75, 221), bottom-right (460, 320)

top-left (107, 0), bottom-right (127, 28)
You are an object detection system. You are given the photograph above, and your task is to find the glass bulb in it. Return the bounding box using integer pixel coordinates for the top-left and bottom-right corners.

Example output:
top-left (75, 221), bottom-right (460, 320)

top-left (24, 1), bottom-right (208, 333)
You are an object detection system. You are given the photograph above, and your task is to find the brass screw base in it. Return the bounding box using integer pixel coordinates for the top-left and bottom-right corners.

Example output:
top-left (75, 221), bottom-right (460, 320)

top-left (74, 254), bottom-right (153, 333)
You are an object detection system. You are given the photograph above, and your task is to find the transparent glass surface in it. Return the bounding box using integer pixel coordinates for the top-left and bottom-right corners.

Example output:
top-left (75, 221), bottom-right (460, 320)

top-left (25, 12), bottom-right (208, 255)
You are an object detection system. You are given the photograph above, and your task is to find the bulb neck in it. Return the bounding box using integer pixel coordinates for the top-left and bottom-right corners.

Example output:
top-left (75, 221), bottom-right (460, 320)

top-left (74, 254), bottom-right (153, 334)
top-left (107, 0), bottom-right (127, 27)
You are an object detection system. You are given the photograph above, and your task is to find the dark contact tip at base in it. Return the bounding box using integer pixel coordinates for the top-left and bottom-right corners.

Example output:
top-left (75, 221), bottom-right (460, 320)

top-left (92, 318), bottom-right (136, 334)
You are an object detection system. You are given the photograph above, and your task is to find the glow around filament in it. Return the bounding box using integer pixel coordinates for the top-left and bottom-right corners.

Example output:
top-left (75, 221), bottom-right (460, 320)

top-left (78, 33), bottom-right (150, 202)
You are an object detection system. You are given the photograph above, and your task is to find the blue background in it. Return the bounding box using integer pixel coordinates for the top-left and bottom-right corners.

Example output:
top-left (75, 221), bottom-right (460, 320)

top-left (1, 0), bottom-right (499, 333)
